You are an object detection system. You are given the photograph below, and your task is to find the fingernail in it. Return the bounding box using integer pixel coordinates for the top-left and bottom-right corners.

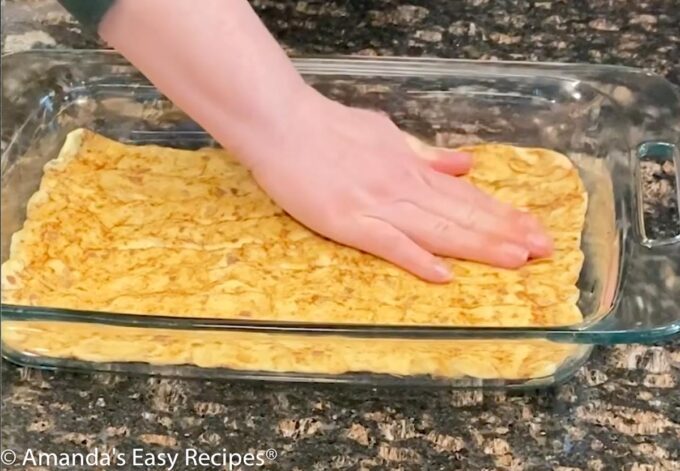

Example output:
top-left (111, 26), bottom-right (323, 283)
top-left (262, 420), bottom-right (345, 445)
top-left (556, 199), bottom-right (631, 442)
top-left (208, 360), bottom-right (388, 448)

top-left (527, 232), bottom-right (553, 252)
top-left (502, 243), bottom-right (530, 263)
top-left (433, 260), bottom-right (453, 281)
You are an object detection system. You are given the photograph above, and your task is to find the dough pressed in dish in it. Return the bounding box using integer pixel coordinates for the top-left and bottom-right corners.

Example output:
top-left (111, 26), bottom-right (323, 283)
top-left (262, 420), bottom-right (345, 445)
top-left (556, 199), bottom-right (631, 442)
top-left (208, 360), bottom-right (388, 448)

top-left (0, 129), bottom-right (588, 379)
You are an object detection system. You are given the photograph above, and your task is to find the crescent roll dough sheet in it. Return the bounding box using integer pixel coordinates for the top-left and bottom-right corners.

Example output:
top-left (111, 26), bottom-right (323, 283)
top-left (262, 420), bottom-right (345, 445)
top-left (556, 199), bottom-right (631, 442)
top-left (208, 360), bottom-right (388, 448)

top-left (1, 129), bottom-right (588, 379)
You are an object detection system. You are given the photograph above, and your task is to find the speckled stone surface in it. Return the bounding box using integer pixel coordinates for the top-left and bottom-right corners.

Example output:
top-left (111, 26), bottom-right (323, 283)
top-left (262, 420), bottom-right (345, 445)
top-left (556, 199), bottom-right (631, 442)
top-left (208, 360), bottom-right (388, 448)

top-left (1, 1), bottom-right (679, 470)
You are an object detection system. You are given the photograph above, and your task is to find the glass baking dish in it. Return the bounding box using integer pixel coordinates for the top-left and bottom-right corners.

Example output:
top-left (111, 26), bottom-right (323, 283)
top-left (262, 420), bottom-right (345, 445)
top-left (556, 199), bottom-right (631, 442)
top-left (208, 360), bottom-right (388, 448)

top-left (1, 50), bottom-right (679, 388)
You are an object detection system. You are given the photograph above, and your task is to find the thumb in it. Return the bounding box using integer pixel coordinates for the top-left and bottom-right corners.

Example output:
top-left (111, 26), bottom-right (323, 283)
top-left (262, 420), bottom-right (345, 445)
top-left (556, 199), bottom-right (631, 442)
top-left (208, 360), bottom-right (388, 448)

top-left (403, 133), bottom-right (473, 176)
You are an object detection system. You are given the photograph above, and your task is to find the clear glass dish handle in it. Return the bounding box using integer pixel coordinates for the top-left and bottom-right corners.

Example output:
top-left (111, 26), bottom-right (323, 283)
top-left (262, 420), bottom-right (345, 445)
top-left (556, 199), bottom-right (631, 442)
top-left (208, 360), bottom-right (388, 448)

top-left (635, 140), bottom-right (680, 247)
top-left (562, 139), bottom-right (680, 344)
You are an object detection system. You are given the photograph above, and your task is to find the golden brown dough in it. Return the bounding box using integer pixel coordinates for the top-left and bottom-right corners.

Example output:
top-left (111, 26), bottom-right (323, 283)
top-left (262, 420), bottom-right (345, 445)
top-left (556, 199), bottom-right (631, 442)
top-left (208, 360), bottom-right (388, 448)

top-left (1, 129), bottom-right (586, 326)
top-left (0, 129), bottom-right (589, 379)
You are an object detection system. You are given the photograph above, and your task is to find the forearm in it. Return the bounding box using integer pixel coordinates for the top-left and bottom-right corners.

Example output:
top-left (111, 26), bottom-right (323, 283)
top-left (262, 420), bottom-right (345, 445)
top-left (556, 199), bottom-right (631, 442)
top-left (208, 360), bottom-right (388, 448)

top-left (63, 0), bottom-right (311, 168)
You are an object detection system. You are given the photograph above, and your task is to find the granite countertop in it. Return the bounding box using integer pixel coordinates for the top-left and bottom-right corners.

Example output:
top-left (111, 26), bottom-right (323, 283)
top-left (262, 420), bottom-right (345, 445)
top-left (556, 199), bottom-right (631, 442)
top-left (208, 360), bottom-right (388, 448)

top-left (1, 1), bottom-right (679, 470)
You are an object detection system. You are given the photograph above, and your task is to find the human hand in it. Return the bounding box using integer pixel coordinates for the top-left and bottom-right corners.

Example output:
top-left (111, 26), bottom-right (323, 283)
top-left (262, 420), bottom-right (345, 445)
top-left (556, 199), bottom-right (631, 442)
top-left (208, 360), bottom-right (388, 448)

top-left (246, 91), bottom-right (553, 282)
top-left (98, 0), bottom-right (552, 282)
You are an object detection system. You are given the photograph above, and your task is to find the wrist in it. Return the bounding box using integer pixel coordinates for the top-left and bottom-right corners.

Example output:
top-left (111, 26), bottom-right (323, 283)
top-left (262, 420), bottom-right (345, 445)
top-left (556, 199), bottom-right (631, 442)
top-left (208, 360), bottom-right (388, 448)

top-left (225, 83), bottom-right (327, 170)
top-left (100, 0), bottom-right (320, 169)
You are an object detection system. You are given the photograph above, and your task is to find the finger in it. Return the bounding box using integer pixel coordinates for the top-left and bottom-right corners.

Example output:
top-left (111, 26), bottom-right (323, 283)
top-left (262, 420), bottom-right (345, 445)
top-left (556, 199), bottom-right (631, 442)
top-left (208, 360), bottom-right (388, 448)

top-left (373, 201), bottom-right (530, 268)
top-left (424, 169), bottom-right (525, 219)
top-left (422, 171), bottom-right (554, 257)
top-left (351, 217), bottom-right (453, 283)
top-left (409, 182), bottom-right (538, 257)
top-left (429, 149), bottom-right (473, 175)
top-left (403, 133), bottom-right (472, 176)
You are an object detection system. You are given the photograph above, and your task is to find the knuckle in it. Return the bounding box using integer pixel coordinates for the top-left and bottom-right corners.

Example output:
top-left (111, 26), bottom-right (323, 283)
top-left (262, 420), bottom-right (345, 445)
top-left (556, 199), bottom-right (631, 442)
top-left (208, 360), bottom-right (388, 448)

top-left (367, 170), bottom-right (420, 201)
top-left (366, 179), bottom-right (398, 200)
top-left (458, 204), bottom-right (477, 230)
top-left (392, 199), bottom-right (419, 214)
top-left (431, 218), bottom-right (454, 235)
